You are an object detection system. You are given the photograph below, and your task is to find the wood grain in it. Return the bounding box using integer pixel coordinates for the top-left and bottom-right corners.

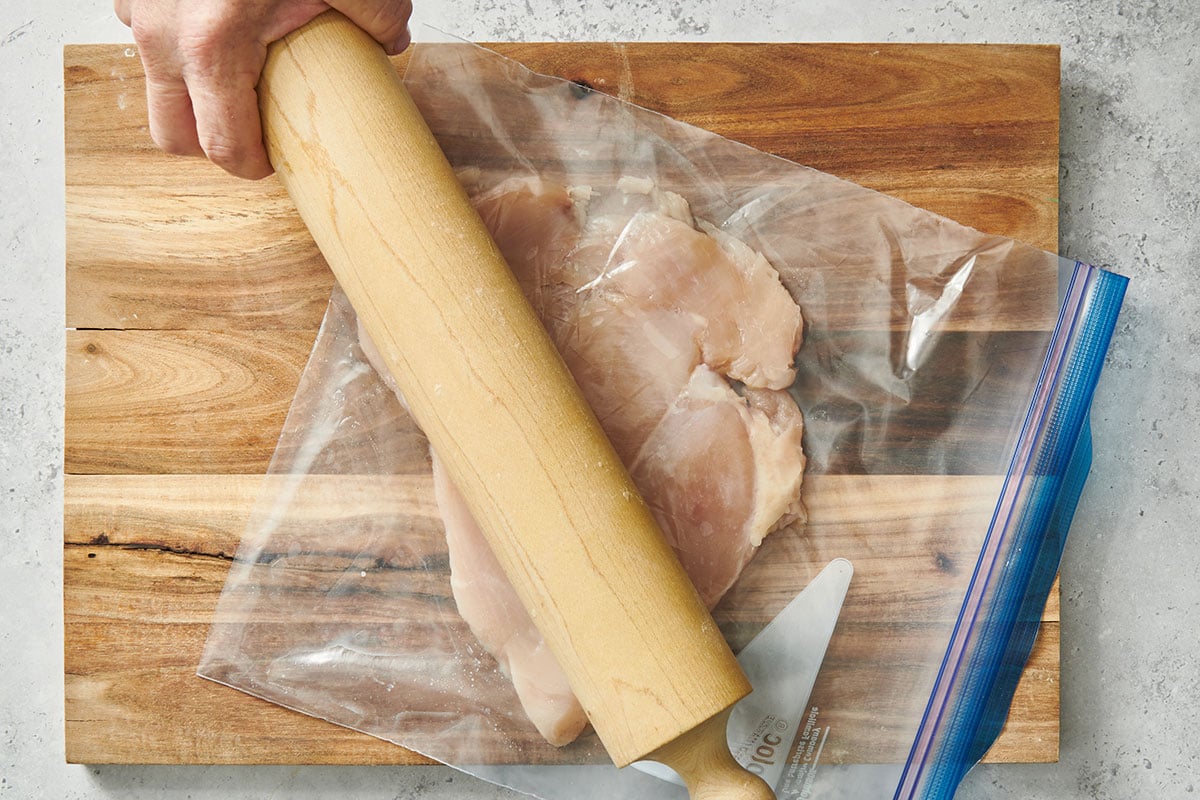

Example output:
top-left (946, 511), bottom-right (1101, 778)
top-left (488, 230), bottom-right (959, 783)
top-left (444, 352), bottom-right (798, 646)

top-left (65, 43), bottom-right (1058, 332)
top-left (64, 328), bottom-right (1057, 476)
top-left (64, 41), bottom-right (1063, 767)
top-left (64, 328), bottom-right (435, 475)
top-left (427, 43), bottom-right (1060, 246)
top-left (65, 329), bottom-right (310, 474)
top-left (65, 474), bottom-right (1058, 764)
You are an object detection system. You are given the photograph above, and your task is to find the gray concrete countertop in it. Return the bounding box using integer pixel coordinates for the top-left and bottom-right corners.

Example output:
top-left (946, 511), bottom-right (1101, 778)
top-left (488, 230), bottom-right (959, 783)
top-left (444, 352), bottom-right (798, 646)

top-left (2, 1), bottom-right (1196, 797)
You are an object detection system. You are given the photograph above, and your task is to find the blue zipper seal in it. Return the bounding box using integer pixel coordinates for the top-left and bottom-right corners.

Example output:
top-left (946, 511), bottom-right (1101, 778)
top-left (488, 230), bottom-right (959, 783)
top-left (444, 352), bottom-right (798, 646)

top-left (894, 261), bottom-right (1129, 799)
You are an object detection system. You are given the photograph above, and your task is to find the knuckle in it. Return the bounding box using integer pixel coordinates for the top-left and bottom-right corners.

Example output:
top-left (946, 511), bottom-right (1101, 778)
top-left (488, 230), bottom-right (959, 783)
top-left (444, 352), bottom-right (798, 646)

top-left (175, 9), bottom-right (241, 68)
top-left (199, 135), bottom-right (245, 169)
top-left (127, 15), bottom-right (162, 48)
top-left (175, 37), bottom-right (217, 72)
top-left (372, 0), bottom-right (411, 41)
top-left (198, 132), bottom-right (267, 178)
top-left (113, 0), bottom-right (131, 26)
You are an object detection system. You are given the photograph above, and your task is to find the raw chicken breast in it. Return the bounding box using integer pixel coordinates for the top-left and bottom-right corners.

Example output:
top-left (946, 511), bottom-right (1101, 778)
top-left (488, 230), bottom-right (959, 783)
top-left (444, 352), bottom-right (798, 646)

top-left (629, 368), bottom-right (807, 607)
top-left (356, 320), bottom-right (590, 746)
top-left (358, 174), bottom-right (807, 747)
top-left (466, 174), bottom-right (588, 339)
top-left (432, 452), bottom-right (590, 745)
top-left (567, 177), bottom-right (802, 392)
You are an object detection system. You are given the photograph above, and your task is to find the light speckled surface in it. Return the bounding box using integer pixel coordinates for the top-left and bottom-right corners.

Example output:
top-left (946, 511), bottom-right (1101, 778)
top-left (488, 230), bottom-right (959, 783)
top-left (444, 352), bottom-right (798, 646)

top-left (2, 0), bottom-right (1197, 797)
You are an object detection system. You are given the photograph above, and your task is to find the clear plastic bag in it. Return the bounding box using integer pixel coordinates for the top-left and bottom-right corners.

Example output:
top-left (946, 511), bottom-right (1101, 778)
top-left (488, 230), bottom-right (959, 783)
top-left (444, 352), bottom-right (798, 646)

top-left (199, 42), bottom-right (1127, 800)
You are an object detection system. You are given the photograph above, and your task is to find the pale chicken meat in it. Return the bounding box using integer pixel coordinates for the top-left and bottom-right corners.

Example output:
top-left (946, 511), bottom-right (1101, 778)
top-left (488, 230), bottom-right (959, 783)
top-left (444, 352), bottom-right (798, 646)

top-left (565, 177), bottom-right (802, 392)
top-left (359, 174), bottom-right (806, 747)
top-left (356, 319), bottom-right (590, 746)
top-left (431, 452), bottom-right (590, 745)
top-left (628, 367), bottom-right (807, 606)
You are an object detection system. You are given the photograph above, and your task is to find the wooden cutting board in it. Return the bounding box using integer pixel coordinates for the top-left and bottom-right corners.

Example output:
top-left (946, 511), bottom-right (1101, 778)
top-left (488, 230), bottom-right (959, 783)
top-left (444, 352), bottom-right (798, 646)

top-left (64, 42), bottom-right (1062, 766)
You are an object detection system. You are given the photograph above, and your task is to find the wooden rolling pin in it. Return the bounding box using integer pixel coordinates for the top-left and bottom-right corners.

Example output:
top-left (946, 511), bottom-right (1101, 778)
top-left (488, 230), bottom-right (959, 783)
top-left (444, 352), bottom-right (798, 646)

top-left (259, 13), bottom-right (773, 799)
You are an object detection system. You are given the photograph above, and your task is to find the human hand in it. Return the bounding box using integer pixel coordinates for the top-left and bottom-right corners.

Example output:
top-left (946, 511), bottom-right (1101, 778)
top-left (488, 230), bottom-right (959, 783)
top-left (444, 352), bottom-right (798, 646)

top-left (115, 0), bottom-right (412, 179)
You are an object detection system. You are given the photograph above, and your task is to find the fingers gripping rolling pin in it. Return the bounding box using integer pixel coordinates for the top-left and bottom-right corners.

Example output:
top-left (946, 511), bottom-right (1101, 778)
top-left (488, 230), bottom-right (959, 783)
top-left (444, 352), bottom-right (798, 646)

top-left (259, 13), bottom-right (774, 799)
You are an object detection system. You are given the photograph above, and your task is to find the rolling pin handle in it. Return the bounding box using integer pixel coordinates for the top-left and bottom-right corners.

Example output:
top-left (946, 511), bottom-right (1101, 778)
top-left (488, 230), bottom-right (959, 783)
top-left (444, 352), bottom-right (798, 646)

top-left (650, 709), bottom-right (776, 800)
